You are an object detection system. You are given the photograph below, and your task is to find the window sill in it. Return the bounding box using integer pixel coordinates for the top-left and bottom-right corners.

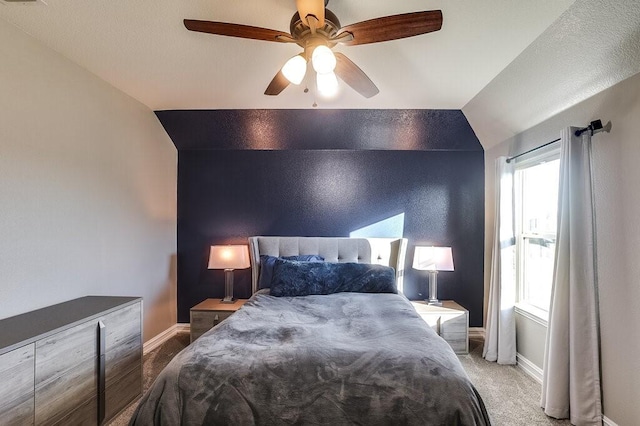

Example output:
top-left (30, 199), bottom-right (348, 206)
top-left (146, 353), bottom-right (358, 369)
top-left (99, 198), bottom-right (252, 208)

top-left (515, 303), bottom-right (549, 327)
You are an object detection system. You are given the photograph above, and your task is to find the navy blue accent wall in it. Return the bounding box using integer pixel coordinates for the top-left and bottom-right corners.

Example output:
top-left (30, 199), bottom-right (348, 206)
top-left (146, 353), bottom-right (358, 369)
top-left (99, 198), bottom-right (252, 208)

top-left (159, 110), bottom-right (485, 326)
top-left (157, 109), bottom-right (480, 151)
top-left (177, 149), bottom-right (484, 325)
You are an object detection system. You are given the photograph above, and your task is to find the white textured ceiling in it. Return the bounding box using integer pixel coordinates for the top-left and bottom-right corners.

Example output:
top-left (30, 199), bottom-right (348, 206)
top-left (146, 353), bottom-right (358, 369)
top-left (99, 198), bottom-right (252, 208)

top-left (0, 0), bottom-right (575, 112)
top-left (463, 0), bottom-right (640, 148)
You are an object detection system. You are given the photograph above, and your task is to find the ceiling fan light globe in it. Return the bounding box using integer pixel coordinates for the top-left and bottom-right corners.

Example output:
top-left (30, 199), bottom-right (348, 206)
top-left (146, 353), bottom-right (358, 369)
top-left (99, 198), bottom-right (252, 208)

top-left (311, 45), bottom-right (336, 74)
top-left (317, 71), bottom-right (339, 97)
top-left (282, 55), bottom-right (307, 85)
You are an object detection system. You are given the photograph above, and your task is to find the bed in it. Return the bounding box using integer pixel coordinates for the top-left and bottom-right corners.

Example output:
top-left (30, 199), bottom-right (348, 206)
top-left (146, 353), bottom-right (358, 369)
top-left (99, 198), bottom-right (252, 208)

top-left (130, 236), bottom-right (490, 425)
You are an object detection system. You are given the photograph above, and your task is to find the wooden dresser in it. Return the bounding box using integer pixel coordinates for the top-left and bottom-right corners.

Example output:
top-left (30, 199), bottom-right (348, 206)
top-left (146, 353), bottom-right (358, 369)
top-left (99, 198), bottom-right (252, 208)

top-left (0, 296), bottom-right (142, 425)
top-left (411, 300), bottom-right (469, 354)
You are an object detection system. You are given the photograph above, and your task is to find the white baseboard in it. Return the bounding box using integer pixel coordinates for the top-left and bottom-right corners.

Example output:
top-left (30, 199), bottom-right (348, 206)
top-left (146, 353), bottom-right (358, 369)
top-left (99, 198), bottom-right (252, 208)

top-left (175, 323), bottom-right (190, 333)
top-left (603, 415), bottom-right (619, 426)
top-left (516, 352), bottom-right (543, 384)
top-left (468, 327), bottom-right (485, 339)
top-left (143, 323), bottom-right (189, 354)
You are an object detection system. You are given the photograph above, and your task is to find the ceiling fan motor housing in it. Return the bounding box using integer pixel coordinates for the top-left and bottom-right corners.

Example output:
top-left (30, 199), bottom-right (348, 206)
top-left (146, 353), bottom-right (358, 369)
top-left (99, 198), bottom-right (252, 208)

top-left (290, 9), bottom-right (341, 50)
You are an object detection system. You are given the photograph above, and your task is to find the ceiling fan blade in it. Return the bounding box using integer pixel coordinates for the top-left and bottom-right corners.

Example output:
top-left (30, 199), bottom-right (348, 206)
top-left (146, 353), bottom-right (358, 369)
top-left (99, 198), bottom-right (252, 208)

top-left (296, 0), bottom-right (325, 27)
top-left (184, 20), bottom-right (293, 43)
top-left (334, 52), bottom-right (379, 98)
top-left (264, 70), bottom-right (291, 96)
top-left (335, 10), bottom-right (442, 46)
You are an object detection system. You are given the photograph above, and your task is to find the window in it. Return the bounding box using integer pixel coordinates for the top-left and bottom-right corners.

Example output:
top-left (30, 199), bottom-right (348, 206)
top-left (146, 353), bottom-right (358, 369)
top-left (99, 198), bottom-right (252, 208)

top-left (514, 150), bottom-right (560, 321)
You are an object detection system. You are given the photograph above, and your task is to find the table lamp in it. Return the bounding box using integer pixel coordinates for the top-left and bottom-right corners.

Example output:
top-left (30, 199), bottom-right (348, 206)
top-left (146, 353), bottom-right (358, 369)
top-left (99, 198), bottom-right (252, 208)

top-left (412, 246), bottom-right (454, 306)
top-left (208, 245), bottom-right (250, 303)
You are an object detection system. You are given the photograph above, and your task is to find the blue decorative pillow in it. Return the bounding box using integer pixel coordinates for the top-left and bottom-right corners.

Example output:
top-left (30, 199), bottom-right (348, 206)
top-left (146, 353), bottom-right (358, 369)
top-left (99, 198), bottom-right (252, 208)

top-left (258, 254), bottom-right (325, 289)
top-left (270, 259), bottom-right (397, 297)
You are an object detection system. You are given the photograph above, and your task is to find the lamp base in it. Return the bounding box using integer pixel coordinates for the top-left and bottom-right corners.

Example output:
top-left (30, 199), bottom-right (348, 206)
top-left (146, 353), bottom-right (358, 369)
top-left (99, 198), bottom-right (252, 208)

top-left (427, 270), bottom-right (441, 307)
top-left (222, 269), bottom-right (235, 304)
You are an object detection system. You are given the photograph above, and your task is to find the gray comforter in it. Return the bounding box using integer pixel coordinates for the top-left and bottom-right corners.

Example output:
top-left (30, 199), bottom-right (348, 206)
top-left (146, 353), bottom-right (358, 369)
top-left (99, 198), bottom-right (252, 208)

top-left (130, 292), bottom-right (491, 425)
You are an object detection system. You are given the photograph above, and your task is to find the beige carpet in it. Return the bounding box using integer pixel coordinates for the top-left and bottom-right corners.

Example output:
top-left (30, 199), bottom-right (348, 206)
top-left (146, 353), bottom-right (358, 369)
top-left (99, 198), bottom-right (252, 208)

top-left (458, 337), bottom-right (570, 425)
top-left (111, 333), bottom-right (571, 425)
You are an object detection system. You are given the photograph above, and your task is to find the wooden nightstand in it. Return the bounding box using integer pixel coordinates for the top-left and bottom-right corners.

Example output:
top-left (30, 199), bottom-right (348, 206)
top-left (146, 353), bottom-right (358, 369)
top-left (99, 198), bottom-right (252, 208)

top-left (411, 300), bottom-right (469, 354)
top-left (190, 299), bottom-right (248, 342)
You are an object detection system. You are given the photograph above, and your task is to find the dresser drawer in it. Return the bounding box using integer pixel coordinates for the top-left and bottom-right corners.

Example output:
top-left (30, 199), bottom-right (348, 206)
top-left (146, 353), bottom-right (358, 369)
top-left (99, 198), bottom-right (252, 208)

top-left (103, 302), bottom-right (141, 349)
top-left (106, 362), bottom-right (142, 420)
top-left (35, 354), bottom-right (97, 425)
top-left (0, 296), bottom-right (142, 426)
top-left (35, 320), bottom-right (97, 385)
top-left (0, 344), bottom-right (35, 425)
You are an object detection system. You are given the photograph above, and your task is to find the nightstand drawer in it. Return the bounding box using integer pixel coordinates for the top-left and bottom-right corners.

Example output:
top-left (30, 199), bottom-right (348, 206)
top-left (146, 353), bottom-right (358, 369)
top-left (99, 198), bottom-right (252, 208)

top-left (190, 311), bottom-right (233, 340)
top-left (442, 333), bottom-right (468, 353)
top-left (440, 314), bottom-right (467, 334)
top-left (190, 299), bottom-right (248, 342)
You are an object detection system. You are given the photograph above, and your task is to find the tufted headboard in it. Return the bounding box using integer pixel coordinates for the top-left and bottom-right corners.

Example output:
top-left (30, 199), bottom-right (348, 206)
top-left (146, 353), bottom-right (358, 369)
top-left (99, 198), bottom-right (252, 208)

top-left (248, 236), bottom-right (408, 295)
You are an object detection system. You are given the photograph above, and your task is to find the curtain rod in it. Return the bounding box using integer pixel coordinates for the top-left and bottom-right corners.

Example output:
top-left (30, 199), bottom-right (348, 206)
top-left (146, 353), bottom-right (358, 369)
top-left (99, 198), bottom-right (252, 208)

top-left (506, 119), bottom-right (609, 164)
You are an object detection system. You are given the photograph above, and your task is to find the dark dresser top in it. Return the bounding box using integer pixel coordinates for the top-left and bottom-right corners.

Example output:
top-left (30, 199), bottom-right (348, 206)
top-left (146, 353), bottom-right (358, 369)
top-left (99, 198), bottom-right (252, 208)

top-left (0, 296), bottom-right (141, 355)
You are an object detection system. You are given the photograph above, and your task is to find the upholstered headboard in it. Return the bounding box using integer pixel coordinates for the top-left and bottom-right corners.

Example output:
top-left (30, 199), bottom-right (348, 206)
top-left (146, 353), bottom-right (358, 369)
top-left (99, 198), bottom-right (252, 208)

top-left (248, 236), bottom-right (408, 294)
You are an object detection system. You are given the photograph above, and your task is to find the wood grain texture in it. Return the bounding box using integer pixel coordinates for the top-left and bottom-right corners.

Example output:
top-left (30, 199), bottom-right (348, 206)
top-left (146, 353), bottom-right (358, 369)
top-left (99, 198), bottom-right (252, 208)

top-left (184, 20), bottom-right (291, 43)
top-left (334, 52), bottom-right (379, 98)
top-left (52, 396), bottom-right (96, 426)
top-left (264, 70), bottom-right (290, 96)
top-left (105, 334), bottom-right (141, 388)
top-left (0, 296), bottom-right (140, 356)
top-left (0, 344), bottom-right (35, 425)
top-left (336, 10), bottom-right (442, 46)
top-left (35, 320), bottom-right (97, 385)
top-left (190, 311), bottom-right (234, 342)
top-left (35, 355), bottom-right (96, 425)
top-left (103, 302), bottom-right (141, 349)
top-left (190, 299), bottom-right (248, 341)
top-left (103, 300), bottom-right (142, 424)
top-left (0, 297), bottom-right (142, 426)
top-left (105, 363), bottom-right (142, 420)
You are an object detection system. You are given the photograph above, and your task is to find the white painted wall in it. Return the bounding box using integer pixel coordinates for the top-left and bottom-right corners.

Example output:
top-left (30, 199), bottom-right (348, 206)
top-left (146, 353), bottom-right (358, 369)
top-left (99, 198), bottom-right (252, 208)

top-left (482, 71), bottom-right (640, 425)
top-left (0, 19), bottom-right (177, 342)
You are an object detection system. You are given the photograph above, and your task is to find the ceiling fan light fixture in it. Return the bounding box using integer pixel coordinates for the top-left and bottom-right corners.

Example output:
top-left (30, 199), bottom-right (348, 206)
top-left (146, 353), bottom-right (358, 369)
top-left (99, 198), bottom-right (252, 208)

top-left (282, 55), bottom-right (307, 85)
top-left (316, 71), bottom-right (338, 97)
top-left (311, 45), bottom-right (336, 74)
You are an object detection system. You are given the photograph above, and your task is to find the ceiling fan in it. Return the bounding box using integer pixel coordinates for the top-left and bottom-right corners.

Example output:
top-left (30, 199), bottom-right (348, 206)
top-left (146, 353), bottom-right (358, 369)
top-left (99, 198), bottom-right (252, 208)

top-left (184, 0), bottom-right (442, 99)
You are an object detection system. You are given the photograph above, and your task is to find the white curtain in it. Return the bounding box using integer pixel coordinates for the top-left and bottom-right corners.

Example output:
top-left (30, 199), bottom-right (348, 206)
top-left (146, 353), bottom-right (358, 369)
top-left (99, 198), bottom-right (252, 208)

top-left (541, 128), bottom-right (602, 425)
top-left (483, 157), bottom-right (516, 364)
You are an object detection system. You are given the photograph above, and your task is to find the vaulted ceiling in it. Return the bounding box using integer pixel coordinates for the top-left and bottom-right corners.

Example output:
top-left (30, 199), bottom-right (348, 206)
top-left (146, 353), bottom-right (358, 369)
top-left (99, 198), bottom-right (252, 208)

top-left (1, 0), bottom-right (639, 148)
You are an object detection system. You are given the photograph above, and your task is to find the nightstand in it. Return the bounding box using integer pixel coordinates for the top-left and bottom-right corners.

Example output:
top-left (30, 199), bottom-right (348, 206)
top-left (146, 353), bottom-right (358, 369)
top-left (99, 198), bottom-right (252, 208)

top-left (190, 299), bottom-right (248, 342)
top-left (411, 300), bottom-right (469, 354)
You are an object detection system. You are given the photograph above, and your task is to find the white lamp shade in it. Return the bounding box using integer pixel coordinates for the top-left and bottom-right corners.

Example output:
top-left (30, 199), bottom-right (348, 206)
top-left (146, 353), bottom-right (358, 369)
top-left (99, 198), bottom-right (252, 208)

top-left (208, 245), bottom-right (250, 270)
top-left (316, 71), bottom-right (338, 97)
top-left (311, 45), bottom-right (337, 74)
top-left (412, 246), bottom-right (454, 271)
top-left (282, 55), bottom-right (307, 85)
